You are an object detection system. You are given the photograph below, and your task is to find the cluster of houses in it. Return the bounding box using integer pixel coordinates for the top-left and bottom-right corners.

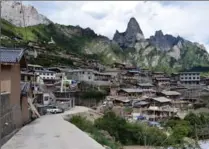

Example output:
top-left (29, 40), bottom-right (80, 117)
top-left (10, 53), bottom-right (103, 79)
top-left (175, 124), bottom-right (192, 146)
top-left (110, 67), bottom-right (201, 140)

top-left (1, 48), bottom-right (208, 141)
top-left (101, 63), bottom-right (209, 122)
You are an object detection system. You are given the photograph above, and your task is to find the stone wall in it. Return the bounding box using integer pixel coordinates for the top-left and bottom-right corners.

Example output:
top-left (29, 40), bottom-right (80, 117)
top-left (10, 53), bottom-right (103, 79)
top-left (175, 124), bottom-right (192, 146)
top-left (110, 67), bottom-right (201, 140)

top-left (0, 92), bottom-right (15, 139)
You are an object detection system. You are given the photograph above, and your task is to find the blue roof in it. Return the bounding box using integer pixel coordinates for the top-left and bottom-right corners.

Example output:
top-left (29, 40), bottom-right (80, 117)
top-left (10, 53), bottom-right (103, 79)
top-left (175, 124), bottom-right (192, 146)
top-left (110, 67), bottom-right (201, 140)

top-left (128, 70), bottom-right (141, 73)
top-left (137, 115), bottom-right (146, 120)
top-left (0, 48), bottom-right (24, 63)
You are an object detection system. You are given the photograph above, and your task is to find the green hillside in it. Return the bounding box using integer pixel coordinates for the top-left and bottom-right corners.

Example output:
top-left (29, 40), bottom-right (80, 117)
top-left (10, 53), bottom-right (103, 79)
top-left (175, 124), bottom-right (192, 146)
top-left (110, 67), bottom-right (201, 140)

top-left (1, 19), bottom-right (209, 72)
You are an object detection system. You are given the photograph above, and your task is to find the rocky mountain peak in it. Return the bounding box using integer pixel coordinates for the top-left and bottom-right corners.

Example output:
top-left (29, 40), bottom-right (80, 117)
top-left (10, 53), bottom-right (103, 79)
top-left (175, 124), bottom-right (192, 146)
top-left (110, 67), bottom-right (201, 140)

top-left (155, 30), bottom-right (164, 37)
top-left (113, 17), bottom-right (144, 49)
top-left (1, 1), bottom-right (51, 27)
top-left (149, 30), bottom-right (183, 51)
top-left (126, 17), bottom-right (143, 35)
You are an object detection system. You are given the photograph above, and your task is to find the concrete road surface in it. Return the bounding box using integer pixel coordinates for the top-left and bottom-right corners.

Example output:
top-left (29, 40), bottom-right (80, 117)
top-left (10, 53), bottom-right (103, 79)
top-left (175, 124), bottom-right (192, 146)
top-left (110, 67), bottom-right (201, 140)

top-left (2, 106), bottom-right (105, 149)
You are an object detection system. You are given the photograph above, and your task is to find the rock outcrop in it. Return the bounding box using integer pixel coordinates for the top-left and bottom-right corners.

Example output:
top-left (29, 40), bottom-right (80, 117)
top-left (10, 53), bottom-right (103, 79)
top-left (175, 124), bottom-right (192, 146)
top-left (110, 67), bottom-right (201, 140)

top-left (149, 30), bottom-right (183, 51)
top-left (113, 17), bottom-right (144, 49)
top-left (1, 1), bottom-right (51, 27)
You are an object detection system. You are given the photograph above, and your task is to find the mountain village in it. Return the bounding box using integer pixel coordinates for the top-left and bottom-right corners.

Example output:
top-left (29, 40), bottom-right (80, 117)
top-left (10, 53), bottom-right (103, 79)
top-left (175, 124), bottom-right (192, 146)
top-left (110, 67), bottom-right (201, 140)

top-left (1, 1), bottom-right (209, 149)
top-left (1, 47), bottom-right (209, 148)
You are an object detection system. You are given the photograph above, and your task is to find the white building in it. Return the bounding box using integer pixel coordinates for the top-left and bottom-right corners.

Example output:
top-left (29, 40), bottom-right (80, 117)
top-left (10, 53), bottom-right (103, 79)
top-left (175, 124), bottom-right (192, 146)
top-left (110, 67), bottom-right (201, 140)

top-left (179, 72), bottom-right (200, 85)
top-left (64, 69), bottom-right (117, 84)
top-left (28, 64), bottom-right (44, 71)
top-left (34, 69), bottom-right (56, 80)
top-left (65, 69), bottom-right (95, 82)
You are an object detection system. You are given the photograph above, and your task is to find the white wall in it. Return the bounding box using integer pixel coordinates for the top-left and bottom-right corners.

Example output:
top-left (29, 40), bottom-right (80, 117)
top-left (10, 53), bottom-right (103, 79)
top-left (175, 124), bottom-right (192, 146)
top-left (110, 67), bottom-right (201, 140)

top-left (180, 73), bottom-right (200, 81)
top-left (35, 72), bottom-right (56, 80)
top-left (66, 70), bottom-right (95, 82)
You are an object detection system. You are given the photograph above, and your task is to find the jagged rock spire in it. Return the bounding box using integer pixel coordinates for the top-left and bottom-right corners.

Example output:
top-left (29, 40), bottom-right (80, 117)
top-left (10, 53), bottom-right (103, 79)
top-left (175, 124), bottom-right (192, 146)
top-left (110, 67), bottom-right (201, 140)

top-left (125, 17), bottom-right (143, 35)
top-left (113, 17), bottom-right (144, 49)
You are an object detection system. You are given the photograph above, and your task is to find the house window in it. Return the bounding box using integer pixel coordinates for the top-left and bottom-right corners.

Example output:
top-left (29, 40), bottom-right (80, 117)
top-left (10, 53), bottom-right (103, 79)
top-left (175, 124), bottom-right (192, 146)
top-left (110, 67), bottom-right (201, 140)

top-left (88, 76), bottom-right (91, 80)
top-left (193, 77), bottom-right (196, 79)
top-left (189, 77), bottom-right (191, 79)
top-left (1, 80), bottom-right (11, 93)
top-left (44, 96), bottom-right (49, 101)
top-left (185, 77), bottom-right (187, 79)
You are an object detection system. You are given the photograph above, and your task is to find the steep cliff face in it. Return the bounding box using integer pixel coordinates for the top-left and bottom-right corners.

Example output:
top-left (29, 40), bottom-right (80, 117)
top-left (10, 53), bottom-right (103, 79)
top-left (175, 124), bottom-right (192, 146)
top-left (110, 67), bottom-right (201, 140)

top-left (113, 17), bottom-right (144, 49)
top-left (1, 1), bottom-right (51, 27)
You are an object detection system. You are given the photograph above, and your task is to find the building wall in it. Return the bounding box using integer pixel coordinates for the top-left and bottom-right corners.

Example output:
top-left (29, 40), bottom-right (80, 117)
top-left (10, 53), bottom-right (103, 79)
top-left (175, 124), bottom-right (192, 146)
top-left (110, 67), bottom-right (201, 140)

top-left (0, 92), bottom-right (14, 139)
top-left (180, 73), bottom-right (200, 83)
top-left (35, 71), bottom-right (56, 80)
top-left (28, 65), bottom-right (43, 71)
top-left (43, 93), bottom-right (50, 105)
top-left (21, 96), bottom-right (30, 125)
top-left (0, 64), bottom-right (22, 128)
top-left (21, 74), bottom-right (37, 82)
top-left (66, 71), bottom-right (95, 82)
top-left (94, 73), bottom-right (112, 81)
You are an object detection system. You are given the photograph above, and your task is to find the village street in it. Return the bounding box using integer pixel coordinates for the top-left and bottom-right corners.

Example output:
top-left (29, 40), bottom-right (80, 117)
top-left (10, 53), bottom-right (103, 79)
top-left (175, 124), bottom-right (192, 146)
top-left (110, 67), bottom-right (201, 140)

top-left (2, 106), bottom-right (105, 149)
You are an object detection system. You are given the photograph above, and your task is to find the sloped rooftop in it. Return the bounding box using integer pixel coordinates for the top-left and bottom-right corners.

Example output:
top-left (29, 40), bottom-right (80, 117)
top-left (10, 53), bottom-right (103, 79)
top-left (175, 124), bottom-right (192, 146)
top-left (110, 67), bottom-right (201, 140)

top-left (161, 90), bottom-right (181, 96)
top-left (152, 97), bottom-right (171, 103)
top-left (121, 88), bottom-right (143, 93)
top-left (0, 48), bottom-right (24, 63)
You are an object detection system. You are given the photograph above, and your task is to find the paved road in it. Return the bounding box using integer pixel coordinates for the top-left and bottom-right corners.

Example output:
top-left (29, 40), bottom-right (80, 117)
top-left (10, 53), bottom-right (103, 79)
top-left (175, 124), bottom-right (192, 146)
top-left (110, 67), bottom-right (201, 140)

top-left (2, 106), bottom-right (105, 149)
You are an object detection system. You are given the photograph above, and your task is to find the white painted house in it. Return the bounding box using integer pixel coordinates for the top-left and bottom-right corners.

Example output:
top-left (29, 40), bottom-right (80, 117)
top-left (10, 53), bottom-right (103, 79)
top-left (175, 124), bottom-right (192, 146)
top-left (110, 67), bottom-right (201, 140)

top-left (34, 69), bottom-right (56, 80)
top-left (179, 72), bottom-right (200, 85)
top-left (64, 69), bottom-right (117, 84)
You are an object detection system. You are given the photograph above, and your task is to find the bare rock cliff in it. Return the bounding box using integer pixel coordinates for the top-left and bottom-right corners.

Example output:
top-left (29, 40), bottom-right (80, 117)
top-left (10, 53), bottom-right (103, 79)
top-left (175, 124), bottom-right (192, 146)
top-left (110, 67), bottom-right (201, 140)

top-left (2, 1), bottom-right (51, 27)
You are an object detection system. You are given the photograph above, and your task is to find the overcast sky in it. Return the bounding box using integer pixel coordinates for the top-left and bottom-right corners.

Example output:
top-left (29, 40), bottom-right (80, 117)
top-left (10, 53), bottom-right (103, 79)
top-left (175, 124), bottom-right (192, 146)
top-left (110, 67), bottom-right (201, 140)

top-left (24, 1), bottom-right (209, 50)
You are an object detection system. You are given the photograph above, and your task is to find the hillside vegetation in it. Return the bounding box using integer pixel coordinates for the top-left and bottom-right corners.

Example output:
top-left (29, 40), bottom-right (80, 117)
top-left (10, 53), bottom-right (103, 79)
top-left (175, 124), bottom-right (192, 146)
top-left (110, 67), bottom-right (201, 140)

top-left (1, 18), bottom-right (209, 72)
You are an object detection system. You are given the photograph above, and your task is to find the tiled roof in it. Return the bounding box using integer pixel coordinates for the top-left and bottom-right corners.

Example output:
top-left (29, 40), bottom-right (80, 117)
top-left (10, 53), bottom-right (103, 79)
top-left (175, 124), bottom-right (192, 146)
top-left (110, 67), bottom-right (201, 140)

top-left (121, 88), bottom-right (143, 93)
top-left (161, 90), bottom-right (181, 96)
top-left (34, 69), bottom-right (55, 73)
top-left (155, 77), bottom-right (170, 81)
top-left (138, 83), bottom-right (154, 87)
top-left (152, 97), bottom-right (171, 103)
top-left (0, 48), bottom-right (24, 63)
